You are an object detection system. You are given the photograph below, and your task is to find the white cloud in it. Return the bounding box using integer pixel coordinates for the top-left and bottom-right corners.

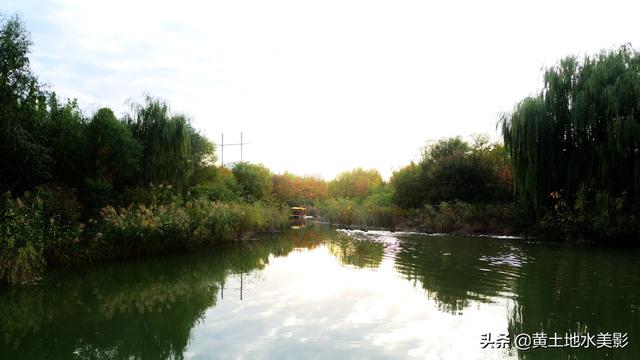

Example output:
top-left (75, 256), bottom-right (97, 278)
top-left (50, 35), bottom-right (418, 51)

top-left (11, 0), bottom-right (640, 178)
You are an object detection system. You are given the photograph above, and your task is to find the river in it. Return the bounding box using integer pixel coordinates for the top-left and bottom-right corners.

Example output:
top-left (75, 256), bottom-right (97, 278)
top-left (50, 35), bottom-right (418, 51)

top-left (1, 225), bottom-right (638, 359)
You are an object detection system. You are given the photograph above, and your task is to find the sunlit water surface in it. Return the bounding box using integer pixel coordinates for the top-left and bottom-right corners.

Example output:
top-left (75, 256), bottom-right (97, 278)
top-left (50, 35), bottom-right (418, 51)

top-left (1, 225), bottom-right (639, 359)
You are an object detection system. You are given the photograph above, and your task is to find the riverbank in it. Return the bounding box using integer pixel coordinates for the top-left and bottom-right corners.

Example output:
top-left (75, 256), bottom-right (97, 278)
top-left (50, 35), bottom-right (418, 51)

top-left (314, 197), bottom-right (640, 242)
top-left (0, 191), bottom-right (289, 287)
top-left (314, 200), bottom-right (520, 237)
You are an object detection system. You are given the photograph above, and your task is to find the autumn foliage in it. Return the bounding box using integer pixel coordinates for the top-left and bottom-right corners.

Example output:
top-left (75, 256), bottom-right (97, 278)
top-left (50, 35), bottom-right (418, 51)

top-left (272, 173), bottom-right (327, 206)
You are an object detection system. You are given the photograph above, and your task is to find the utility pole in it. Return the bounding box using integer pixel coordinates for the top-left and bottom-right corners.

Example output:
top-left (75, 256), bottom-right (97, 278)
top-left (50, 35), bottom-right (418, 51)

top-left (218, 132), bottom-right (249, 167)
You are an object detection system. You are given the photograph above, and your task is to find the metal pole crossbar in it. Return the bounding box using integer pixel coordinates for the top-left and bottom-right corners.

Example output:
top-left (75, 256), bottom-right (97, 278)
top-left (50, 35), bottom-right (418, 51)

top-left (218, 132), bottom-right (249, 167)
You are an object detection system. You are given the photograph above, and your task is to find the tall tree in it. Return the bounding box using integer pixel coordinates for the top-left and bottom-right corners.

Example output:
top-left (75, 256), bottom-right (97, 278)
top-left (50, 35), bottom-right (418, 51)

top-left (45, 94), bottom-right (89, 187)
top-left (328, 168), bottom-right (383, 200)
top-left (124, 95), bottom-right (214, 189)
top-left (272, 172), bottom-right (327, 205)
top-left (501, 45), bottom-right (640, 217)
top-left (232, 162), bottom-right (273, 201)
top-left (87, 108), bottom-right (142, 188)
top-left (390, 136), bottom-right (511, 207)
top-left (0, 14), bottom-right (51, 192)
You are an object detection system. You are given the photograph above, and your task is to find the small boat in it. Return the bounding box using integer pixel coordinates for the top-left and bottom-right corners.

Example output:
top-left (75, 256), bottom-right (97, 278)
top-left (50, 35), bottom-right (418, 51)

top-left (289, 207), bottom-right (306, 227)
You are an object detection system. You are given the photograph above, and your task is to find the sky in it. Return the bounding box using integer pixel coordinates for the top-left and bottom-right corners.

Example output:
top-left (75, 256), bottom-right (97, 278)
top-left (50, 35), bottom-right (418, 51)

top-left (3, 0), bottom-right (640, 179)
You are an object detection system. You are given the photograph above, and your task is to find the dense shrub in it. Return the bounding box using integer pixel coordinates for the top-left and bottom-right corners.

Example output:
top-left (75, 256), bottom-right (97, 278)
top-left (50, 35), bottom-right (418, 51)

top-left (316, 197), bottom-right (516, 235)
top-left (327, 168), bottom-right (383, 200)
top-left (390, 136), bottom-right (511, 207)
top-left (83, 177), bottom-right (114, 214)
top-left (416, 201), bottom-right (515, 234)
top-left (0, 194), bottom-right (45, 285)
top-left (537, 188), bottom-right (640, 241)
top-left (1, 188), bottom-right (289, 286)
top-left (0, 188), bottom-right (84, 285)
top-left (272, 173), bottom-right (327, 206)
top-left (231, 162), bottom-right (273, 201)
top-left (190, 167), bottom-right (241, 202)
top-left (117, 183), bottom-right (182, 208)
top-left (316, 197), bottom-right (400, 229)
top-left (94, 200), bottom-right (289, 258)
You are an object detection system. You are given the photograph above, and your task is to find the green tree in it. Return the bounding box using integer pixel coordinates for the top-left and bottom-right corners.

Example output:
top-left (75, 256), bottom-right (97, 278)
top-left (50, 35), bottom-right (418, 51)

top-left (45, 94), bottom-right (89, 187)
top-left (191, 166), bottom-right (242, 202)
top-left (232, 162), bottom-right (273, 201)
top-left (187, 132), bottom-right (217, 186)
top-left (390, 136), bottom-right (511, 207)
top-left (124, 95), bottom-right (214, 190)
top-left (501, 45), bottom-right (640, 221)
top-left (87, 108), bottom-right (142, 189)
top-left (0, 14), bottom-right (51, 192)
top-left (328, 168), bottom-right (383, 200)
top-left (390, 162), bottom-right (423, 208)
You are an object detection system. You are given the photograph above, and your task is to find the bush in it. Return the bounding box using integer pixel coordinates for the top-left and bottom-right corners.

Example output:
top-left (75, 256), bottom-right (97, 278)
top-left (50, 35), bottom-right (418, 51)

top-left (0, 193), bottom-right (45, 286)
top-left (316, 197), bottom-right (516, 234)
top-left (0, 187), bottom-right (86, 285)
top-left (33, 186), bottom-right (84, 264)
top-left (232, 162), bottom-right (273, 201)
top-left (416, 201), bottom-right (515, 234)
top-left (83, 177), bottom-right (114, 214)
top-left (537, 187), bottom-right (640, 241)
top-left (117, 183), bottom-right (182, 207)
top-left (93, 199), bottom-right (289, 258)
top-left (316, 197), bottom-right (400, 229)
top-left (1, 188), bottom-right (289, 286)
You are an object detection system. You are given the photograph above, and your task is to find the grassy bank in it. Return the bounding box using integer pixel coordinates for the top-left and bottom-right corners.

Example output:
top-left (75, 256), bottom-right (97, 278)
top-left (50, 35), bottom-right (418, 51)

top-left (315, 198), bottom-right (518, 235)
top-left (0, 189), bottom-right (289, 286)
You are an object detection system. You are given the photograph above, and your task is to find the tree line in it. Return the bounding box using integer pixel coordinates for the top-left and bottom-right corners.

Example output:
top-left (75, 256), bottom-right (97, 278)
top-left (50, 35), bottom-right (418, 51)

top-left (1, 14), bottom-right (219, 204)
top-left (3, 12), bottom-right (640, 287)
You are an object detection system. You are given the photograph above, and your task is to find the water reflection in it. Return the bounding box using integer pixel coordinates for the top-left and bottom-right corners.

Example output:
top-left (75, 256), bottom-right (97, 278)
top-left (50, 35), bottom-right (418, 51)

top-left (0, 227), bottom-right (330, 359)
top-left (1, 225), bottom-right (638, 359)
top-left (392, 233), bottom-right (526, 314)
top-left (506, 243), bottom-right (640, 359)
top-left (326, 232), bottom-right (385, 269)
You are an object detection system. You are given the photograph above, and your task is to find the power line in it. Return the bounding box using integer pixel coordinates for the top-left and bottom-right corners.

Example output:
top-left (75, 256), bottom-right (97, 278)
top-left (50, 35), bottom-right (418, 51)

top-left (218, 132), bottom-right (249, 167)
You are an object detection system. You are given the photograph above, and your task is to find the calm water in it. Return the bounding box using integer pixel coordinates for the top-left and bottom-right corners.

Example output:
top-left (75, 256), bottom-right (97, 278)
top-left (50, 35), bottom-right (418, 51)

top-left (1, 225), bottom-right (639, 359)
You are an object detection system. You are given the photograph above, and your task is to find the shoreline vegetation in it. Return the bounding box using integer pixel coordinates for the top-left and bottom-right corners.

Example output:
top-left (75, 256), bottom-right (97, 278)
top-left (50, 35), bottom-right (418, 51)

top-left (313, 202), bottom-right (517, 236)
top-left (2, 14), bottom-right (640, 287)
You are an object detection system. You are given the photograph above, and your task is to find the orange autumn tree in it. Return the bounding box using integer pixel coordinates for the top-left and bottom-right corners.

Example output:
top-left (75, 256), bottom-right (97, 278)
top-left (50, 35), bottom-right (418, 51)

top-left (327, 168), bottom-right (383, 200)
top-left (272, 172), bottom-right (328, 205)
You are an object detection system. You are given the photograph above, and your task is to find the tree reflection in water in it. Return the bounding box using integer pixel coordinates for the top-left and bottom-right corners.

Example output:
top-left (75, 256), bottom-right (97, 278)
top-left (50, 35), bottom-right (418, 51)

top-left (2, 226), bottom-right (639, 359)
top-left (0, 226), bottom-right (330, 359)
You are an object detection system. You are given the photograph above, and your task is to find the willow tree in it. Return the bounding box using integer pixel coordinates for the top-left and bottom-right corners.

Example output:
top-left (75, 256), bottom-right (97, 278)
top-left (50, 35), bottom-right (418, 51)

top-left (501, 45), bottom-right (640, 218)
top-left (125, 95), bottom-right (215, 190)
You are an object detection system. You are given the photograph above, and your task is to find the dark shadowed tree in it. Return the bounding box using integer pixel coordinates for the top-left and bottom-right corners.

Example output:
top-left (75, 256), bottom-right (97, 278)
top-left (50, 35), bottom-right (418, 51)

top-left (87, 108), bottom-right (142, 189)
top-left (390, 136), bottom-right (511, 207)
top-left (45, 94), bottom-right (89, 187)
top-left (0, 14), bottom-right (51, 192)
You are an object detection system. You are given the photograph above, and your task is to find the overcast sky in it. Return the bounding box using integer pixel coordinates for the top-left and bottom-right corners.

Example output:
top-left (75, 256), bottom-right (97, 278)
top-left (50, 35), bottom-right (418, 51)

top-left (4, 0), bottom-right (640, 179)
